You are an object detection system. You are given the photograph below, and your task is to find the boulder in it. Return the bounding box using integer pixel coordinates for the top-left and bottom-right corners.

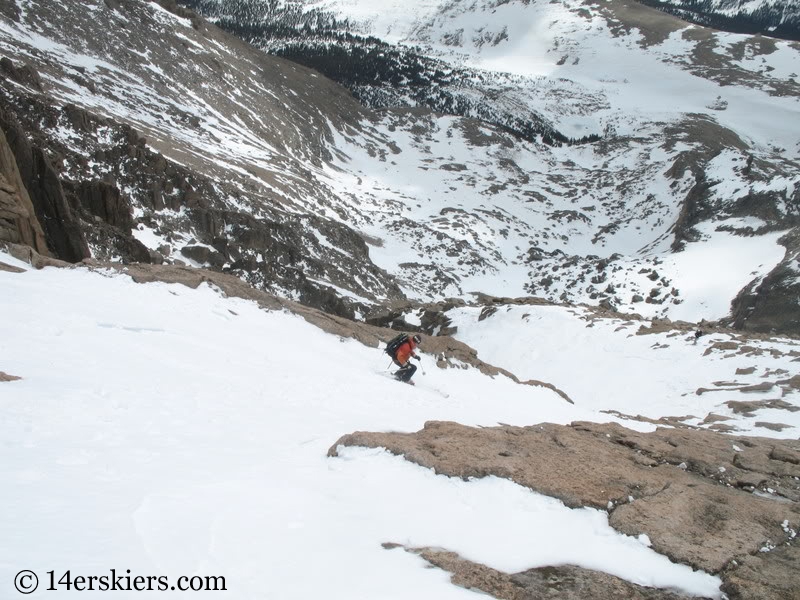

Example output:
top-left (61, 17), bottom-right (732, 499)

top-left (180, 245), bottom-right (226, 269)
top-left (0, 57), bottom-right (43, 92)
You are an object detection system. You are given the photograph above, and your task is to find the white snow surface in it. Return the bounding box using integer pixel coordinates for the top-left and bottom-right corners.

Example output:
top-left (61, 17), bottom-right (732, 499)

top-left (0, 255), bottom-right (725, 598)
top-left (446, 303), bottom-right (800, 438)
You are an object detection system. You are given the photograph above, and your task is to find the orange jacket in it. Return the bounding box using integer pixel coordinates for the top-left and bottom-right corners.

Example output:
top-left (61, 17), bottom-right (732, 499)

top-left (394, 337), bottom-right (418, 365)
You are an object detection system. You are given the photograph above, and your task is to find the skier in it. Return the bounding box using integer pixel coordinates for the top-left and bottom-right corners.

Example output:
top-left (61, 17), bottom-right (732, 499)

top-left (392, 334), bottom-right (422, 384)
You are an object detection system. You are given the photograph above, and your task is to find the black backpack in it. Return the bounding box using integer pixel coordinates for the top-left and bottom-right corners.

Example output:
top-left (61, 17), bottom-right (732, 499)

top-left (384, 333), bottom-right (409, 358)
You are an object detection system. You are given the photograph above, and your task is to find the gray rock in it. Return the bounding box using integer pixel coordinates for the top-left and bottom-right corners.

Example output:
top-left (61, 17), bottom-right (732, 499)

top-left (180, 245), bottom-right (226, 269)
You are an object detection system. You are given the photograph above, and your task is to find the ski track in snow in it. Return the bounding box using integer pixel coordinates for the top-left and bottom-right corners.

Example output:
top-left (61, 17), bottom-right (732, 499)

top-left (0, 255), bottom-right (723, 598)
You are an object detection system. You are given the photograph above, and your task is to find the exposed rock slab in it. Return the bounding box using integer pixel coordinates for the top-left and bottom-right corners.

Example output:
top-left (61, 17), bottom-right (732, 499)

top-left (720, 543), bottom-right (800, 600)
top-left (397, 546), bottom-right (691, 600)
top-left (330, 420), bottom-right (800, 597)
top-left (0, 260), bottom-right (25, 273)
top-left (0, 371), bottom-right (21, 382)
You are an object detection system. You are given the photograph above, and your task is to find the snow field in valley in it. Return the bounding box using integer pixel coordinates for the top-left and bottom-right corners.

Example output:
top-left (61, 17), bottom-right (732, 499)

top-left (0, 254), bottom-right (721, 598)
top-left (446, 303), bottom-right (800, 438)
top-left (323, 114), bottom-right (787, 319)
top-left (312, 0), bottom-right (800, 155)
top-left (595, 221), bottom-right (788, 322)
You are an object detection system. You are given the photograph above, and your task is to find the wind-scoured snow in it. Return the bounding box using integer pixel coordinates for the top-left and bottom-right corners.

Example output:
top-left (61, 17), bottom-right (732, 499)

top-left (0, 253), bottom-right (728, 598)
top-left (320, 112), bottom-right (788, 318)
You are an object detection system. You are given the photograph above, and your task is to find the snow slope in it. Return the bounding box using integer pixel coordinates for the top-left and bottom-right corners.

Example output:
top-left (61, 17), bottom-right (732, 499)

top-left (0, 251), bottom-right (724, 598)
top-left (445, 302), bottom-right (800, 438)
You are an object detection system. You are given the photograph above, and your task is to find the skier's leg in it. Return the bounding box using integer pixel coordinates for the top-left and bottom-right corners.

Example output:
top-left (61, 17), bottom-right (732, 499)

top-left (394, 361), bottom-right (407, 380)
top-left (399, 362), bottom-right (417, 382)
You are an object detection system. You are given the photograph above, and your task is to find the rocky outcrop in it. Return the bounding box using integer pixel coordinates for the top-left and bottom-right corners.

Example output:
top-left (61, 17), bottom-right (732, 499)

top-left (330, 420), bottom-right (800, 598)
top-left (669, 175), bottom-right (715, 251)
top-left (365, 298), bottom-right (466, 336)
top-left (0, 126), bottom-right (49, 254)
top-left (76, 180), bottom-right (133, 230)
top-left (395, 546), bottom-right (691, 600)
top-left (2, 242), bottom-right (71, 269)
top-left (0, 103), bottom-right (88, 262)
top-left (0, 57), bottom-right (43, 92)
top-left (0, 371), bottom-right (22, 382)
top-left (180, 245), bottom-right (226, 268)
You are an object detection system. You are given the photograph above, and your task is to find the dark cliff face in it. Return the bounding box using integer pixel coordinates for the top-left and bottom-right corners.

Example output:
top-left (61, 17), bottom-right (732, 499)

top-left (0, 105), bottom-right (88, 262)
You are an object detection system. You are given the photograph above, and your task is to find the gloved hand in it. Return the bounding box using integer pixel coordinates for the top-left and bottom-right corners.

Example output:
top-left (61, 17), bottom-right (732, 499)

top-left (413, 355), bottom-right (421, 361)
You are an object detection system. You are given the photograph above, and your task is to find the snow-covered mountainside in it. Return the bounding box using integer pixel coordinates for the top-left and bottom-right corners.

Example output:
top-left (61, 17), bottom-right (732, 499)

top-left (0, 0), bottom-right (799, 332)
top-left (3, 251), bottom-right (800, 599)
top-left (188, 0), bottom-right (800, 331)
top-left (0, 0), bottom-right (411, 320)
